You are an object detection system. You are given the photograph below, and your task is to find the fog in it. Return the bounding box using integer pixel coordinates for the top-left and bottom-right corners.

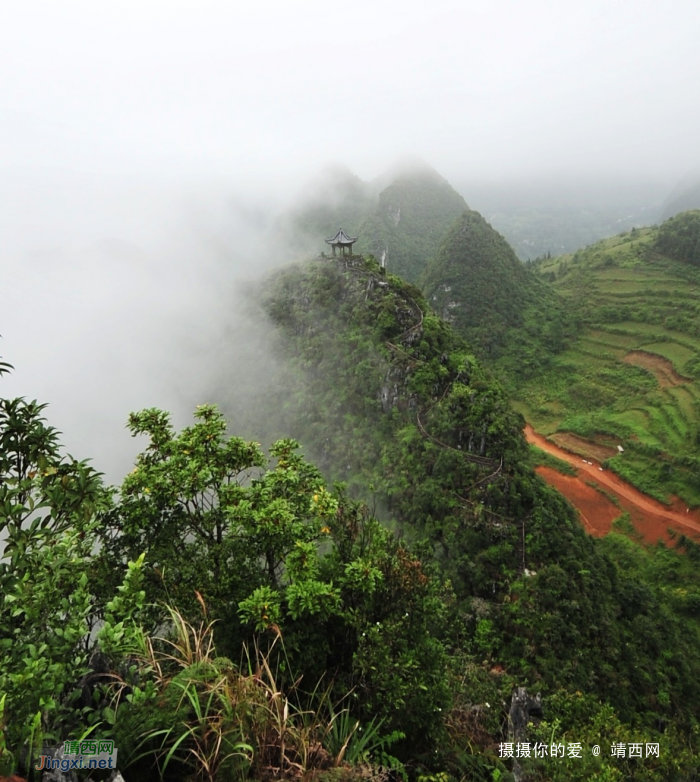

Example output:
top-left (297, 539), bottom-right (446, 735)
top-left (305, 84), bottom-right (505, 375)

top-left (3, 1), bottom-right (698, 182)
top-left (0, 174), bottom-right (283, 481)
top-left (1, 0), bottom-right (699, 481)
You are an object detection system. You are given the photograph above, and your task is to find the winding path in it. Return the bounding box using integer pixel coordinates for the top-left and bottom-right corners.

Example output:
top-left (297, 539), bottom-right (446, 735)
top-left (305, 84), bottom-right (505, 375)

top-left (525, 424), bottom-right (700, 542)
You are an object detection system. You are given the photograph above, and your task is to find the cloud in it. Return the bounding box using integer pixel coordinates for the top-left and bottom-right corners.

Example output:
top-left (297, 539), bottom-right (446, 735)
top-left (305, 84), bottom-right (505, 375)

top-left (0, 170), bottom-right (281, 483)
top-left (0, 1), bottom-right (697, 181)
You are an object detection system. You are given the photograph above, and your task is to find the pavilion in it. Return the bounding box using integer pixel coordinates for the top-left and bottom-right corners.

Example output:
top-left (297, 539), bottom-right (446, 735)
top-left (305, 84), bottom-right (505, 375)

top-left (325, 228), bottom-right (357, 256)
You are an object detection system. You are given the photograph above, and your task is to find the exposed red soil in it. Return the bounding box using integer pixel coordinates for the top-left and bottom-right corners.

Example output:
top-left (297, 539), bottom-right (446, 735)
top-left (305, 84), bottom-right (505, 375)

top-left (535, 466), bottom-right (620, 537)
top-left (525, 424), bottom-right (700, 543)
top-left (623, 350), bottom-right (690, 387)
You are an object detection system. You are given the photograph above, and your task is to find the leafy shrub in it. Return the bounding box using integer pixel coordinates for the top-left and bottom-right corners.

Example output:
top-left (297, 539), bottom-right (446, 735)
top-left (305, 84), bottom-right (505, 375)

top-left (654, 210), bottom-right (700, 265)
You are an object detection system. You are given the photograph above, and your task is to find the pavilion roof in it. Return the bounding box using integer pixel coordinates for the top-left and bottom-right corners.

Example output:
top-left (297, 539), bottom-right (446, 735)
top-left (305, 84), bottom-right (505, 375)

top-left (325, 228), bottom-right (357, 245)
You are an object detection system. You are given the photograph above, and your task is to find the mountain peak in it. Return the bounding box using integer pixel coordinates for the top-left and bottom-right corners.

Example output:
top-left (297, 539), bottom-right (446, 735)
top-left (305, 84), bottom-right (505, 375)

top-left (371, 156), bottom-right (445, 192)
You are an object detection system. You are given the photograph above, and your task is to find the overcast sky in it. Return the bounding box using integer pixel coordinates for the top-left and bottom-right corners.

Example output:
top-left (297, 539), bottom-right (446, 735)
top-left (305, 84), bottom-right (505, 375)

top-left (1, 0), bottom-right (699, 481)
top-left (2, 0), bottom-right (699, 184)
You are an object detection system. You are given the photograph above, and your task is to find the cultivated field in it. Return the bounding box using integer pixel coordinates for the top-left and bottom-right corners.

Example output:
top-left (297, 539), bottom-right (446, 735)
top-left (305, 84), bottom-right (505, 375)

top-left (520, 227), bottom-right (700, 506)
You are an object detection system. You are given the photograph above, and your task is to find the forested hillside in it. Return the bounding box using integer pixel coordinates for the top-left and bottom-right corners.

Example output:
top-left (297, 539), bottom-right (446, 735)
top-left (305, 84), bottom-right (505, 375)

top-left (247, 254), bottom-right (700, 778)
top-left (421, 210), bottom-right (575, 382)
top-left (654, 209), bottom-right (700, 265)
top-left (357, 164), bottom-right (468, 282)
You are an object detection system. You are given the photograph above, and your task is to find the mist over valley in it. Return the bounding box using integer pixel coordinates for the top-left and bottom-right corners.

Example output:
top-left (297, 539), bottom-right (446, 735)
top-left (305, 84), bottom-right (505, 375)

top-left (2, 3), bottom-right (700, 780)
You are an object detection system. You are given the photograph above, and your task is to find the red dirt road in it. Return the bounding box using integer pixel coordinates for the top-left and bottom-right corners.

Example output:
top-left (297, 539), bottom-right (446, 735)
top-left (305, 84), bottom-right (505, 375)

top-left (535, 466), bottom-right (620, 537)
top-left (525, 424), bottom-right (700, 543)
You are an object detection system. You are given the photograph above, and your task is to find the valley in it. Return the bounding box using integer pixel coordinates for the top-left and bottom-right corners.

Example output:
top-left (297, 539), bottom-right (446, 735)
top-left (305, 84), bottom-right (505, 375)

top-left (276, 169), bottom-right (700, 543)
top-left (515, 216), bottom-right (700, 510)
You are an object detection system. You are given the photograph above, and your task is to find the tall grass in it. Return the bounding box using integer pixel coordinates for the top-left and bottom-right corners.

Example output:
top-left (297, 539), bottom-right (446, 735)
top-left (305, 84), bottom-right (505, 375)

top-left (110, 604), bottom-right (400, 781)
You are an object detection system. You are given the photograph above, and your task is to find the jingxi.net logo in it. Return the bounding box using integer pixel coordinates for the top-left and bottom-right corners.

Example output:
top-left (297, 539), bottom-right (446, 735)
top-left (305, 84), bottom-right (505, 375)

top-left (35, 740), bottom-right (118, 772)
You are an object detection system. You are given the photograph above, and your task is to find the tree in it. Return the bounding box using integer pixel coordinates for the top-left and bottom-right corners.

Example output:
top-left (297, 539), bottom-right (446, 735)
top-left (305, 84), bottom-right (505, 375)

top-left (97, 404), bottom-right (451, 755)
top-left (97, 405), bottom-right (339, 639)
top-left (0, 398), bottom-right (108, 767)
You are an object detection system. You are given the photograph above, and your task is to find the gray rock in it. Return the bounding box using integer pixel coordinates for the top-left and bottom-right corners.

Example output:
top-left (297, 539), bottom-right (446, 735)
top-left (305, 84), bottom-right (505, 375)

top-left (508, 687), bottom-right (543, 782)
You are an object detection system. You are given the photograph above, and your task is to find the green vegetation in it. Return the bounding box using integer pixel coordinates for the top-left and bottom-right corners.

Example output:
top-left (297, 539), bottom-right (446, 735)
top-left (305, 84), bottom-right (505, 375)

top-left (251, 254), bottom-right (700, 777)
top-left (2, 251), bottom-right (700, 780)
top-left (0, 396), bottom-right (448, 780)
top-left (357, 167), bottom-right (468, 282)
top-left (527, 443), bottom-right (578, 476)
top-left (654, 209), bottom-right (700, 266)
top-left (511, 216), bottom-right (700, 505)
top-left (421, 210), bottom-right (576, 382)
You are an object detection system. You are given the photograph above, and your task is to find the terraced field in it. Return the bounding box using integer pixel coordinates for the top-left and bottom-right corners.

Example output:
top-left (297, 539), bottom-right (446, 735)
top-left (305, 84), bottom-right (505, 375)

top-left (518, 226), bottom-right (700, 506)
